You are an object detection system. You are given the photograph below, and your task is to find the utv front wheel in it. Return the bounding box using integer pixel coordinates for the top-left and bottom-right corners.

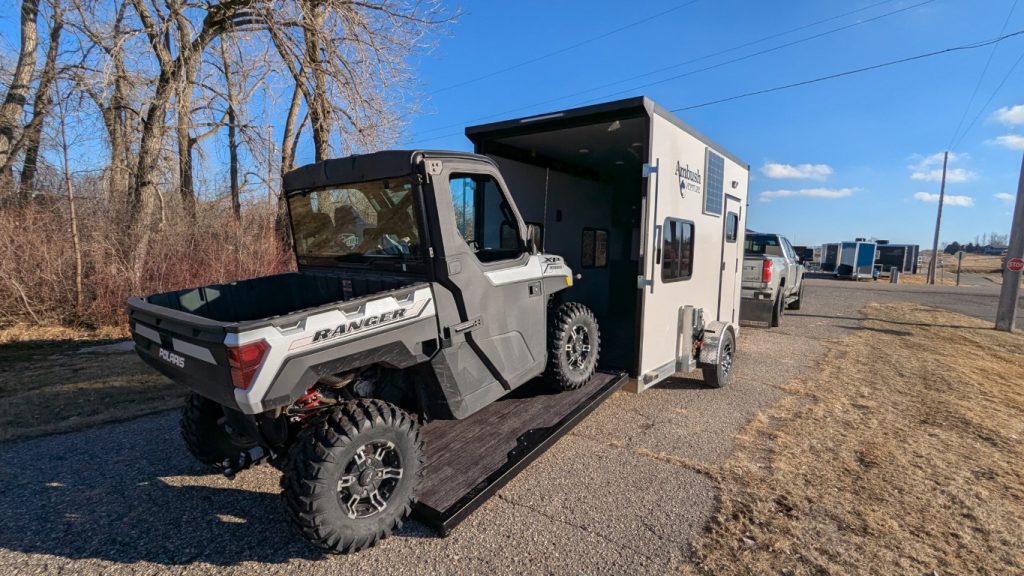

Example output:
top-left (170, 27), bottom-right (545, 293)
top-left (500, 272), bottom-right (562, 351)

top-left (281, 399), bottom-right (423, 554)
top-left (180, 392), bottom-right (249, 470)
top-left (547, 302), bottom-right (601, 391)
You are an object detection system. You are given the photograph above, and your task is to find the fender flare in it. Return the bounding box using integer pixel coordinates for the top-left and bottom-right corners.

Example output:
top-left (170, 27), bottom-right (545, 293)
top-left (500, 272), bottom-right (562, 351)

top-left (699, 321), bottom-right (738, 367)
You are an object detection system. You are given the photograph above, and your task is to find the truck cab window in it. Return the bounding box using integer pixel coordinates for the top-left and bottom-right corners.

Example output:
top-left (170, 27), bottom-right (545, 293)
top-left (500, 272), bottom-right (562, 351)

top-left (449, 174), bottom-right (524, 263)
top-left (661, 218), bottom-right (694, 282)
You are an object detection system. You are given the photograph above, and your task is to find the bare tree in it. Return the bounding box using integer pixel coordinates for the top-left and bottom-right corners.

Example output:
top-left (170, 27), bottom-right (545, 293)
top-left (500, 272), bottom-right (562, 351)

top-left (17, 1), bottom-right (64, 198)
top-left (0, 0), bottom-right (41, 194)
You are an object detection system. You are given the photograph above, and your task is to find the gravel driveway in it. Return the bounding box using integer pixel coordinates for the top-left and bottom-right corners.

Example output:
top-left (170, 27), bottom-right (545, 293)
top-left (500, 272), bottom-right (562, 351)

top-left (1, 279), bottom-right (1017, 575)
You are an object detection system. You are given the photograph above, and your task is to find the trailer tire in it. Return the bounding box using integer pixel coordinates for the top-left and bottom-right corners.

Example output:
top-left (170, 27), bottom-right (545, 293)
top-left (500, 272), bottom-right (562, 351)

top-left (546, 302), bottom-right (601, 391)
top-left (280, 399), bottom-right (423, 554)
top-left (771, 292), bottom-right (785, 327)
top-left (787, 284), bottom-right (803, 311)
top-left (180, 392), bottom-right (248, 470)
top-left (702, 330), bottom-right (735, 389)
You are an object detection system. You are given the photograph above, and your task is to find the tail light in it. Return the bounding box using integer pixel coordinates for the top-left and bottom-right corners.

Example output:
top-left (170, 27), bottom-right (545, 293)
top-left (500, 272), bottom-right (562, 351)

top-left (226, 340), bottom-right (269, 390)
top-left (761, 260), bottom-right (772, 284)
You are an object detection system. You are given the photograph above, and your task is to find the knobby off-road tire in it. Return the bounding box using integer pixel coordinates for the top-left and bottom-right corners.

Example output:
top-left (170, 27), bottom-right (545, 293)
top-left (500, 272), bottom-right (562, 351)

top-left (787, 284), bottom-right (804, 311)
top-left (702, 329), bottom-right (735, 389)
top-left (281, 399), bottom-right (424, 554)
top-left (546, 302), bottom-right (601, 391)
top-left (180, 392), bottom-right (247, 470)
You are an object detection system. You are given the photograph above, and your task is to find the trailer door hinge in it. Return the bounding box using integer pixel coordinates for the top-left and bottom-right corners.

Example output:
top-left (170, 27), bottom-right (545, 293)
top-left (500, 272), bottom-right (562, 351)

top-left (642, 163), bottom-right (657, 177)
top-left (637, 275), bottom-right (653, 289)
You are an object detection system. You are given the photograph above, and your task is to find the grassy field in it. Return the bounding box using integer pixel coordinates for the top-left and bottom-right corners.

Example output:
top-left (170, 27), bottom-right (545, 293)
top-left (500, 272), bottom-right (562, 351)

top-left (0, 330), bottom-right (183, 442)
top-left (693, 303), bottom-right (1024, 574)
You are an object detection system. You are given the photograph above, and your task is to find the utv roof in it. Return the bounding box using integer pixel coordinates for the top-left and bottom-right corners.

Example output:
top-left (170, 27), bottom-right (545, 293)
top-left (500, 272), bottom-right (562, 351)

top-left (283, 150), bottom-right (492, 193)
top-left (465, 96), bottom-right (747, 169)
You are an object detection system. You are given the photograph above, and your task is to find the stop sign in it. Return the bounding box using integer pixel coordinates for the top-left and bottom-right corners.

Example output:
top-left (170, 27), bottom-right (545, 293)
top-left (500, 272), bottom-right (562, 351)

top-left (1008, 257), bottom-right (1024, 272)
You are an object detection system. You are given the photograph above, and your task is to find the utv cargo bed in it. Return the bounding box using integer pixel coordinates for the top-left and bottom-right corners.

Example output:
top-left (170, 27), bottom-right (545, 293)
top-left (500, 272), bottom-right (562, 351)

top-left (413, 370), bottom-right (627, 534)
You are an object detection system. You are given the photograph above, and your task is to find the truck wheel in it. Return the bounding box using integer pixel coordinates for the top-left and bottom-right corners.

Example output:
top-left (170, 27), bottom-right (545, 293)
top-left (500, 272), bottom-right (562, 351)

top-left (786, 284), bottom-right (803, 311)
top-left (546, 302), bottom-right (601, 391)
top-left (180, 392), bottom-right (249, 470)
top-left (702, 330), bottom-right (735, 389)
top-left (771, 293), bottom-right (785, 327)
top-left (281, 399), bottom-right (424, 554)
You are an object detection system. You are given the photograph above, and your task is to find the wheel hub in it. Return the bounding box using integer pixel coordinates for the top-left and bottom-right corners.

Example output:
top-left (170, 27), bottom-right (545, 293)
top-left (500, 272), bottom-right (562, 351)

top-left (337, 440), bottom-right (403, 519)
top-left (564, 325), bottom-right (592, 372)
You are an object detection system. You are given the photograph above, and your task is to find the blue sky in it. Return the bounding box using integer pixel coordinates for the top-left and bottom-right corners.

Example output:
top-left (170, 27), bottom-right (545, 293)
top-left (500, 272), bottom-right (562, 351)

top-left (398, 0), bottom-right (1024, 247)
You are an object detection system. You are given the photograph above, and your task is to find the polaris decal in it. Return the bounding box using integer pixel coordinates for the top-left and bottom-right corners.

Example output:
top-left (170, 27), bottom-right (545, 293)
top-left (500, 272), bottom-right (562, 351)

top-left (158, 348), bottom-right (185, 368)
top-left (288, 299), bottom-right (431, 351)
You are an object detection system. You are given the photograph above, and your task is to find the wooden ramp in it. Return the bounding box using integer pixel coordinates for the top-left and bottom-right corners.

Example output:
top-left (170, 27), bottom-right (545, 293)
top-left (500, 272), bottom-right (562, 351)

top-left (412, 371), bottom-right (627, 534)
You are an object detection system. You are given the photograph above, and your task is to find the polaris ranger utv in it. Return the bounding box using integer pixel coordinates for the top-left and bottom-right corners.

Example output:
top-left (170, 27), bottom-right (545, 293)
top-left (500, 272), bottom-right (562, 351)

top-left (128, 150), bottom-right (601, 553)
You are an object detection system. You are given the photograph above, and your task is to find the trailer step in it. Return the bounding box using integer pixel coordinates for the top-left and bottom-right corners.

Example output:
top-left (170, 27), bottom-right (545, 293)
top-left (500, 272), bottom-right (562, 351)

top-left (412, 370), bottom-right (627, 535)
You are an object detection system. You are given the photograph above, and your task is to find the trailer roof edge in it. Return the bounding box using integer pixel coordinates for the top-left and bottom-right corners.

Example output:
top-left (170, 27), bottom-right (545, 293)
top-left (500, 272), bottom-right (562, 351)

top-left (464, 96), bottom-right (748, 171)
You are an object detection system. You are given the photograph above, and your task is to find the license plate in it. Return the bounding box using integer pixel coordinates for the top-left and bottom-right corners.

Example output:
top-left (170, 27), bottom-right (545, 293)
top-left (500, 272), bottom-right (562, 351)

top-left (158, 348), bottom-right (186, 368)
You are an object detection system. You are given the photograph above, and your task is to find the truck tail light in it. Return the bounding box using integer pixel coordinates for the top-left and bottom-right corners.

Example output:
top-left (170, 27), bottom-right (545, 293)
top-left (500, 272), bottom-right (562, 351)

top-left (226, 340), bottom-right (268, 390)
top-left (761, 260), bottom-right (772, 284)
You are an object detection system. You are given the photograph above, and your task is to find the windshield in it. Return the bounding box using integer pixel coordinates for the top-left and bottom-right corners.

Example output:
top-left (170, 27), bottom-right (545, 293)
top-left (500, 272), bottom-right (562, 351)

top-left (745, 234), bottom-right (784, 257)
top-left (288, 177), bottom-right (422, 263)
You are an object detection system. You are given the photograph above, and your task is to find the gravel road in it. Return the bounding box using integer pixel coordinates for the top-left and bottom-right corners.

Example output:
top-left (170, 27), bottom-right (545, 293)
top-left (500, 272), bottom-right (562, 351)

top-left (0, 278), bottom-right (1017, 575)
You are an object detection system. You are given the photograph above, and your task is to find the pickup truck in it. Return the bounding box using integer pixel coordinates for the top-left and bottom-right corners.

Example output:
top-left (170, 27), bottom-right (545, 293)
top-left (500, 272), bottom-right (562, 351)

top-left (739, 232), bottom-right (805, 327)
top-left (128, 150), bottom-right (601, 554)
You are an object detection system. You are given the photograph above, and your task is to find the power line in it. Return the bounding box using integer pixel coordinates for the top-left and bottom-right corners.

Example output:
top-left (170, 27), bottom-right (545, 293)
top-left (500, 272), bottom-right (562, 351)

top-left (671, 29), bottom-right (1024, 112)
top-left (947, 0), bottom-right (1019, 149)
top-left (951, 46), bottom-right (1024, 149)
top-left (427, 0), bottom-right (702, 95)
top-left (414, 0), bottom-right (907, 138)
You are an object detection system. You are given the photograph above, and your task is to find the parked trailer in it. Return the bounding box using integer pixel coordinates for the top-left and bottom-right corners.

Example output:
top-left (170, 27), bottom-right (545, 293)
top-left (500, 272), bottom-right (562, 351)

top-left (820, 243), bottom-right (840, 273)
top-left (467, 96), bottom-right (749, 394)
top-left (876, 243), bottom-right (920, 274)
top-left (836, 241), bottom-right (877, 280)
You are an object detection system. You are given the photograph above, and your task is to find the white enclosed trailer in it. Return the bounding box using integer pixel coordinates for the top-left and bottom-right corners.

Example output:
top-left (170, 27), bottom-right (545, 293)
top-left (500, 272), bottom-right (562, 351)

top-left (467, 97), bottom-right (749, 392)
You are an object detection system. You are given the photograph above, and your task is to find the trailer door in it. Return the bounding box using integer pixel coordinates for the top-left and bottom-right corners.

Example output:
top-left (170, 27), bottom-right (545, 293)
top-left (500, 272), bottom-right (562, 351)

top-left (717, 196), bottom-right (743, 322)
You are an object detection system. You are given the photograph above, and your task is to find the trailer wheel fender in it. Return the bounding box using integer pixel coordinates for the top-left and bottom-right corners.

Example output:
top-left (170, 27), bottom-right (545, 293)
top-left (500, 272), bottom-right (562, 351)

top-left (699, 321), bottom-right (737, 367)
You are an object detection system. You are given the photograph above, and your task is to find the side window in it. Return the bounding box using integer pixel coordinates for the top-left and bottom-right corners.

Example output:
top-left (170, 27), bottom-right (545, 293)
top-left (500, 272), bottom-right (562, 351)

top-left (581, 228), bottom-right (608, 268)
top-left (661, 218), bottom-right (694, 282)
top-left (725, 212), bottom-right (739, 243)
top-left (449, 173), bottom-right (524, 263)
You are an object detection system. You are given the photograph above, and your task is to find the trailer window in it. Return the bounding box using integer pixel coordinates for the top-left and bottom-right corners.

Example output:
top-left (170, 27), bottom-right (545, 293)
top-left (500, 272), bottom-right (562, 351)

top-left (581, 228), bottom-right (608, 268)
top-left (449, 173), bottom-right (523, 263)
top-left (661, 218), bottom-right (694, 282)
top-left (704, 150), bottom-right (724, 216)
top-left (725, 212), bottom-right (739, 242)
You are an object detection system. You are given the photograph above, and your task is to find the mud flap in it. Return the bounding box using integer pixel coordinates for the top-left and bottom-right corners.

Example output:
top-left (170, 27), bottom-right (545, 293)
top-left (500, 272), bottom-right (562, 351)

top-left (739, 297), bottom-right (774, 327)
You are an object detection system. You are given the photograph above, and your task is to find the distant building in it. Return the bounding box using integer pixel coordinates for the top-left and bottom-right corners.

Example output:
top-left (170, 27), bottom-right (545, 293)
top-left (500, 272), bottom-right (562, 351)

top-left (983, 245), bottom-right (1008, 256)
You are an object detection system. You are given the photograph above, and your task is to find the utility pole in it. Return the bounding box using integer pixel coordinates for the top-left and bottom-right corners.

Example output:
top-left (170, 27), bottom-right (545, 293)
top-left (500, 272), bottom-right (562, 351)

top-left (927, 151), bottom-right (949, 285)
top-left (995, 152), bottom-right (1024, 332)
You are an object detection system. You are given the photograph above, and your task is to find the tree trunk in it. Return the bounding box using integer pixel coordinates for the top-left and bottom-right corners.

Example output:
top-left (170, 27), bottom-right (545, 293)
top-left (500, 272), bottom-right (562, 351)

top-left (174, 5), bottom-right (196, 219)
top-left (58, 100), bottom-right (83, 318)
top-left (0, 0), bottom-right (40, 195)
top-left (276, 84), bottom-right (304, 246)
top-left (302, 0), bottom-right (331, 162)
top-left (18, 5), bottom-right (63, 197)
top-left (221, 39), bottom-right (241, 221)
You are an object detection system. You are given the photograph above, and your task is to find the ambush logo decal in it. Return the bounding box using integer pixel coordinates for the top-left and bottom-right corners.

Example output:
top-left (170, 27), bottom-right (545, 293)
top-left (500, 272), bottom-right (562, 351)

top-left (289, 299), bottom-right (431, 351)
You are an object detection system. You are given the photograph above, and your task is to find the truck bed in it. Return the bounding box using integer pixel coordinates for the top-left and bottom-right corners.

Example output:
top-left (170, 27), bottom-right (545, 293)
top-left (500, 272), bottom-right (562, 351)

top-left (138, 270), bottom-right (418, 327)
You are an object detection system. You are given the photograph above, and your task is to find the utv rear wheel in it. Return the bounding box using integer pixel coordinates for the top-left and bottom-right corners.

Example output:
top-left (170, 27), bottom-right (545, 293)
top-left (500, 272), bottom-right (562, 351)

top-left (547, 302), bottom-right (601, 391)
top-left (281, 399), bottom-right (423, 554)
top-left (702, 330), bottom-right (735, 389)
top-left (180, 392), bottom-right (248, 470)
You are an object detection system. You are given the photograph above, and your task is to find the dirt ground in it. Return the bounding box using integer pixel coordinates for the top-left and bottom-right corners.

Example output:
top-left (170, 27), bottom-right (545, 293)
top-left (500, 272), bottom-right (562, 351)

top-left (0, 334), bottom-right (182, 442)
top-left (693, 303), bottom-right (1024, 575)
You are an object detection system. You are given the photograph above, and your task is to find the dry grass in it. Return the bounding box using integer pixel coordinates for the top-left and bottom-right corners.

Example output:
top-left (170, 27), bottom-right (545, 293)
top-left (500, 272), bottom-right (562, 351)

top-left (0, 323), bottom-right (127, 344)
top-left (0, 336), bottom-right (183, 442)
top-left (694, 303), bottom-right (1024, 575)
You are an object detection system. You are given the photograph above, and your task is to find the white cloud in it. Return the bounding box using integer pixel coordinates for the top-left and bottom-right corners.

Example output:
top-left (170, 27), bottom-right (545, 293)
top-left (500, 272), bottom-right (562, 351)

top-left (760, 162), bottom-right (834, 181)
top-left (995, 192), bottom-right (1015, 202)
top-left (759, 187), bottom-right (856, 202)
top-left (992, 104), bottom-right (1024, 126)
top-left (907, 151), bottom-right (966, 172)
top-left (910, 168), bottom-right (975, 183)
top-left (988, 134), bottom-right (1024, 150)
top-left (913, 192), bottom-right (974, 207)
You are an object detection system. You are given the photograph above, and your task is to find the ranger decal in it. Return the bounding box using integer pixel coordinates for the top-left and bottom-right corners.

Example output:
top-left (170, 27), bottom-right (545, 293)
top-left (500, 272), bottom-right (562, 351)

top-left (288, 299), bottom-right (431, 351)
